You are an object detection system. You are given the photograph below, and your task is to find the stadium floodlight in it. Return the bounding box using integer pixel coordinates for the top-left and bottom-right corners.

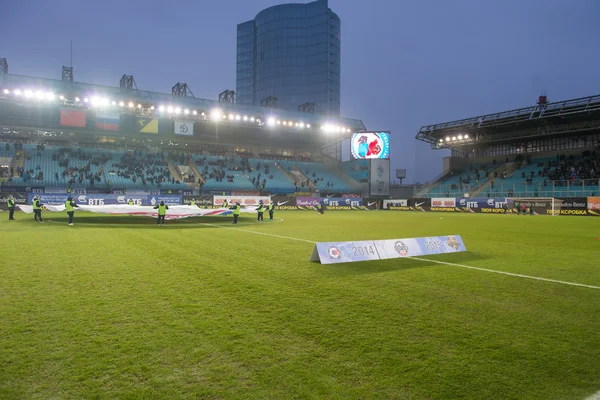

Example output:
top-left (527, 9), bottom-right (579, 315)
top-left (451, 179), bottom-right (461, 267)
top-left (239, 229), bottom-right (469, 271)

top-left (75, 97), bottom-right (80, 102)
top-left (3, 89), bottom-right (9, 94)
top-left (282, 121), bottom-right (287, 126)
top-left (445, 136), bottom-right (450, 142)
top-left (299, 122), bottom-right (305, 128)
top-left (243, 115), bottom-right (248, 121)
top-left (167, 106), bottom-right (174, 113)
top-left (251, 117), bottom-right (256, 122)
top-left (24, 90), bottom-right (33, 98)
top-left (101, 98), bottom-right (109, 106)
top-left (201, 112), bottom-right (206, 117)
top-left (119, 101), bottom-right (124, 107)
top-left (35, 91), bottom-right (44, 100)
top-left (236, 115), bottom-right (241, 121)
top-left (267, 117), bottom-right (275, 126)
top-left (150, 105), bottom-right (155, 110)
top-left (276, 120), bottom-right (281, 125)
top-left (228, 114), bottom-right (234, 120)
top-left (175, 107), bottom-right (181, 114)
top-left (464, 134), bottom-right (469, 139)
top-left (127, 102), bottom-right (133, 108)
top-left (137, 104), bottom-right (142, 109)
top-left (347, 128), bottom-right (351, 133)
top-left (452, 136), bottom-right (457, 141)
top-left (439, 138), bottom-right (444, 143)
top-left (60, 95), bottom-right (65, 100)
top-left (192, 110), bottom-right (197, 115)
top-left (306, 124), bottom-right (311, 128)
top-left (184, 108), bottom-right (189, 114)
top-left (14, 89), bottom-right (21, 96)
top-left (112, 101), bottom-right (117, 106)
top-left (458, 135), bottom-right (463, 140)
top-left (210, 109), bottom-right (222, 120)
top-left (159, 105), bottom-right (165, 112)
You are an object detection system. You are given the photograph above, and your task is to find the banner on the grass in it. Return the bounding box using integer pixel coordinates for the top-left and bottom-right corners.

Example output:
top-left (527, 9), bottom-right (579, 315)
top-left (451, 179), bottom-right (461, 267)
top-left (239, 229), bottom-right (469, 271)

top-left (310, 235), bottom-right (467, 264)
top-left (213, 195), bottom-right (270, 206)
top-left (0, 192), bottom-right (28, 210)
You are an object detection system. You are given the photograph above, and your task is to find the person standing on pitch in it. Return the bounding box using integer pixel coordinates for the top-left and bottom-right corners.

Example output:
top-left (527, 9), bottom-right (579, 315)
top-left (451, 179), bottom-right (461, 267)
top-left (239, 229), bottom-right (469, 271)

top-left (230, 202), bottom-right (241, 224)
top-left (32, 195), bottom-right (44, 223)
top-left (190, 199), bottom-right (197, 206)
top-left (267, 202), bottom-right (274, 221)
top-left (223, 199), bottom-right (229, 209)
top-left (7, 195), bottom-right (16, 220)
top-left (154, 200), bottom-right (168, 226)
top-left (256, 200), bottom-right (265, 222)
top-left (65, 196), bottom-right (79, 226)
top-left (316, 202), bottom-right (325, 215)
top-left (128, 199), bottom-right (135, 206)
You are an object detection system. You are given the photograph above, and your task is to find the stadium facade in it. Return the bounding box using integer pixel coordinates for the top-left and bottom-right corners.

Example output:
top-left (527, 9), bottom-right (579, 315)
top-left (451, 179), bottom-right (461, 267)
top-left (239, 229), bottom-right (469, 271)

top-left (414, 94), bottom-right (600, 201)
top-left (0, 63), bottom-right (378, 200)
top-left (236, 0), bottom-right (341, 116)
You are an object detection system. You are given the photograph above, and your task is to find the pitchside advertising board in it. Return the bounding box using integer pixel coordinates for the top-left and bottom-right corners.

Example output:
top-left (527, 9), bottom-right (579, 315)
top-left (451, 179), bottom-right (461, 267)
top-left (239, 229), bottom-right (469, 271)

top-left (0, 193), bottom-right (28, 210)
top-left (310, 235), bottom-right (467, 265)
top-left (28, 193), bottom-right (182, 206)
top-left (213, 195), bottom-right (271, 206)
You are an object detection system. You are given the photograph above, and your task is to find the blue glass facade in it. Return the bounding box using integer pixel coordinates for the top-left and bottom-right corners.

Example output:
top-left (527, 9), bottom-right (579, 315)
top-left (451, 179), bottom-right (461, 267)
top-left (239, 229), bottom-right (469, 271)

top-left (236, 0), bottom-right (341, 116)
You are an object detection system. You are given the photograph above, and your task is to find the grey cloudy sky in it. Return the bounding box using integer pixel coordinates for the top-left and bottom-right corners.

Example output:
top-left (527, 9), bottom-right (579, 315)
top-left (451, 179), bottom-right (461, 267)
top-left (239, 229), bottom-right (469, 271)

top-left (1, 0), bottom-right (599, 183)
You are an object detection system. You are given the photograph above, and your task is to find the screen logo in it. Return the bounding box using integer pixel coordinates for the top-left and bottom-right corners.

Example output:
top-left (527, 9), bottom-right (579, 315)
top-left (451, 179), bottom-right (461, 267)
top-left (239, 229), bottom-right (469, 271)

top-left (351, 132), bottom-right (390, 159)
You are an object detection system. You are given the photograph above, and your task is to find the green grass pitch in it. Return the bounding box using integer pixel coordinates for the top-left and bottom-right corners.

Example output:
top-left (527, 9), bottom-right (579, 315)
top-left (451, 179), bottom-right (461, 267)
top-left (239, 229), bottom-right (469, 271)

top-left (1, 210), bottom-right (599, 399)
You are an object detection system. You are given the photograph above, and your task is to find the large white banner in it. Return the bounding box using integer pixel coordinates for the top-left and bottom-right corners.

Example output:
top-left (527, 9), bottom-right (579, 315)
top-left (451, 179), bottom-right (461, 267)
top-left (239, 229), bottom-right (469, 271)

top-left (175, 121), bottom-right (194, 136)
top-left (213, 195), bottom-right (271, 206)
top-left (18, 204), bottom-right (256, 219)
top-left (369, 159), bottom-right (390, 196)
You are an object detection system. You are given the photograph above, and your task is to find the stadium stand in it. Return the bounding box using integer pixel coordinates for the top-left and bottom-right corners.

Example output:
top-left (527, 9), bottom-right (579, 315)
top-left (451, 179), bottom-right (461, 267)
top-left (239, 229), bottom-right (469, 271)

top-left (342, 159), bottom-right (369, 183)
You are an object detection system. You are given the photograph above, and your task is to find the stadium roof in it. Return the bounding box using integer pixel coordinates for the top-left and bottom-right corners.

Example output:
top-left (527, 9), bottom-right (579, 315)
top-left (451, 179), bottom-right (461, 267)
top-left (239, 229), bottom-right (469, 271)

top-left (0, 73), bottom-right (366, 133)
top-left (416, 94), bottom-right (600, 149)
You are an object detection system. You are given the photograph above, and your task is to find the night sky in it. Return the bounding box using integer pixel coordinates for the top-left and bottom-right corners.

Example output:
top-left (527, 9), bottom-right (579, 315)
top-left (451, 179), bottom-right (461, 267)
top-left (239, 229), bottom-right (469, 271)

top-left (1, 0), bottom-right (599, 183)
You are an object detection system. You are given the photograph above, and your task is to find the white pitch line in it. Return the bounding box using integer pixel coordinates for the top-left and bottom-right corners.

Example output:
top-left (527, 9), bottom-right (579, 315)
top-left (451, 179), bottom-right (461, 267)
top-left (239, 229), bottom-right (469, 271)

top-left (585, 391), bottom-right (600, 400)
top-left (205, 223), bottom-right (600, 291)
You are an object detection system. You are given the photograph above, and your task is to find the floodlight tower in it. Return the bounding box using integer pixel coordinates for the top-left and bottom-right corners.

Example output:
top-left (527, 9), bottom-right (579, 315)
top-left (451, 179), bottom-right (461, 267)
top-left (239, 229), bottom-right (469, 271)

top-left (219, 90), bottom-right (236, 103)
top-left (261, 96), bottom-right (278, 108)
top-left (62, 66), bottom-right (73, 82)
top-left (298, 102), bottom-right (317, 113)
top-left (120, 75), bottom-right (138, 89)
top-left (172, 82), bottom-right (194, 97)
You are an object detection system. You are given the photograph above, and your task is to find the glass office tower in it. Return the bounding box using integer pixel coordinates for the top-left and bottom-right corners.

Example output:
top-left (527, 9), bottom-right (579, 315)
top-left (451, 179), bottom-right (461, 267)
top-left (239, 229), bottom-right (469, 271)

top-left (236, 0), bottom-right (341, 116)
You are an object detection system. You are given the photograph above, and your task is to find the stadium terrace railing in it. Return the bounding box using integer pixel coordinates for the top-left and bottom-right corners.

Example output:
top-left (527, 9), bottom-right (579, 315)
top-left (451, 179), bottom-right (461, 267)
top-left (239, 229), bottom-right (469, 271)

top-left (421, 179), bottom-right (600, 198)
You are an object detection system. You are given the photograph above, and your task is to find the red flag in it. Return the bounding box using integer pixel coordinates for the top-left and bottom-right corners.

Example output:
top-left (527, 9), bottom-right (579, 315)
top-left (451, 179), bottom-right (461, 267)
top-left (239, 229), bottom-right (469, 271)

top-left (60, 110), bottom-right (86, 127)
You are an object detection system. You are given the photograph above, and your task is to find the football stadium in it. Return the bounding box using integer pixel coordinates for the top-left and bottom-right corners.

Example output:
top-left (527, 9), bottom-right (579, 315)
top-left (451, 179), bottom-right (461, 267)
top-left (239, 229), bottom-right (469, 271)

top-left (1, 57), bottom-right (599, 399)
